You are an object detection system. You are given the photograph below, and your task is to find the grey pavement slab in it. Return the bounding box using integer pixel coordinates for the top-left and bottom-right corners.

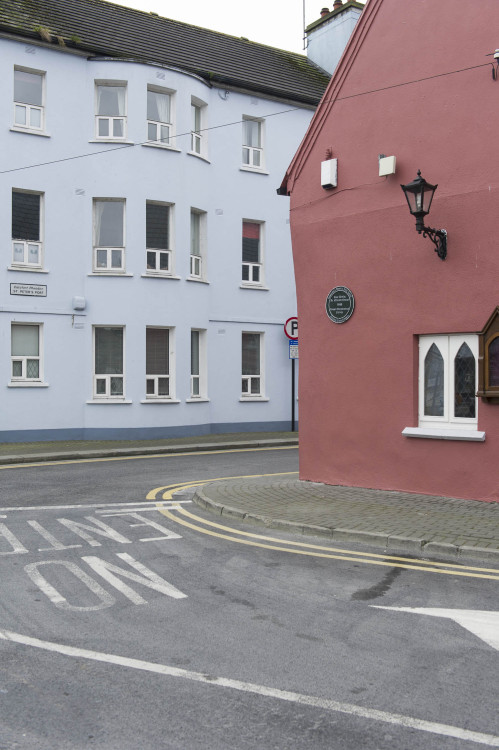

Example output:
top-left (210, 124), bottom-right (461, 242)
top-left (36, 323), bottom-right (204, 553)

top-left (193, 477), bottom-right (499, 565)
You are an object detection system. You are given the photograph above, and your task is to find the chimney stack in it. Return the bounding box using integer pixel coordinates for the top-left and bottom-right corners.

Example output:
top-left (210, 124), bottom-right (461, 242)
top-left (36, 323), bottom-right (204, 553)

top-left (320, 7), bottom-right (330, 16)
top-left (333, 0), bottom-right (343, 8)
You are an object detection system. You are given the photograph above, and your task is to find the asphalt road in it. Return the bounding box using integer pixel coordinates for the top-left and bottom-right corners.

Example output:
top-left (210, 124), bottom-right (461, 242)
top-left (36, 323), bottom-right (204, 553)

top-left (0, 448), bottom-right (498, 749)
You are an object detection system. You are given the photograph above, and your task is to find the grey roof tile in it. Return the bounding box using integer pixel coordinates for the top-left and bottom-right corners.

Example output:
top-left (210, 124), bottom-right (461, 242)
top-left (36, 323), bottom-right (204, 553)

top-left (0, 0), bottom-right (330, 105)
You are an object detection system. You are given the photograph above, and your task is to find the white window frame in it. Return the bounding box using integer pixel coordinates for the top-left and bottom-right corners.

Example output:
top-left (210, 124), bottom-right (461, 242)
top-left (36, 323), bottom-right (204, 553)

top-left (93, 198), bottom-right (126, 273)
top-left (242, 220), bottom-right (264, 286)
top-left (242, 117), bottom-right (264, 170)
top-left (190, 97), bottom-right (207, 157)
top-left (189, 208), bottom-right (207, 280)
top-left (11, 323), bottom-right (43, 383)
top-left (241, 331), bottom-right (264, 399)
top-left (146, 85), bottom-right (174, 147)
top-left (95, 81), bottom-right (127, 141)
top-left (145, 201), bottom-right (174, 276)
top-left (13, 67), bottom-right (45, 133)
top-left (189, 328), bottom-right (207, 400)
top-left (93, 326), bottom-right (125, 399)
top-left (418, 334), bottom-right (478, 430)
top-left (145, 326), bottom-right (175, 400)
top-left (11, 189), bottom-right (44, 269)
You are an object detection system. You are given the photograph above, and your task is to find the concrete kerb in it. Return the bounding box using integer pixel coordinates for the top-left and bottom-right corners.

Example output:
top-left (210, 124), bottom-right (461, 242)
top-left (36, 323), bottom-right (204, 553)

top-left (0, 438), bottom-right (299, 465)
top-left (192, 486), bottom-right (499, 565)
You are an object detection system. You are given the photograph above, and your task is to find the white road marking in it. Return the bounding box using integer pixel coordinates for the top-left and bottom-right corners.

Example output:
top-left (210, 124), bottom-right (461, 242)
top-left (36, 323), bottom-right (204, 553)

top-left (0, 500), bottom-right (192, 513)
top-left (373, 607), bottom-right (499, 651)
top-left (0, 629), bottom-right (497, 746)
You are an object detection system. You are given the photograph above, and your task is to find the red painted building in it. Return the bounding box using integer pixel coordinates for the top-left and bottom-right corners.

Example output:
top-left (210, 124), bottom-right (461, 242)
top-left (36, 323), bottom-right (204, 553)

top-left (281, 0), bottom-right (499, 501)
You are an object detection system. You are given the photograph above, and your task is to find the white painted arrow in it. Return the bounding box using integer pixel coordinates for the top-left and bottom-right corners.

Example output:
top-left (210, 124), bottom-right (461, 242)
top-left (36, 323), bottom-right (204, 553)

top-left (372, 607), bottom-right (499, 651)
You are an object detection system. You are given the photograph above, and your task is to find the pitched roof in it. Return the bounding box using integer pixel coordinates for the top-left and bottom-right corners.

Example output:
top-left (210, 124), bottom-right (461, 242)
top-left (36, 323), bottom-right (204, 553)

top-left (0, 0), bottom-right (330, 106)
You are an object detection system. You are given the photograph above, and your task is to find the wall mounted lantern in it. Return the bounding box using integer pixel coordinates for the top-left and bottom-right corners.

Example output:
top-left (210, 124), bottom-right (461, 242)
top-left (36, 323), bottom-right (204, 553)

top-left (400, 170), bottom-right (447, 260)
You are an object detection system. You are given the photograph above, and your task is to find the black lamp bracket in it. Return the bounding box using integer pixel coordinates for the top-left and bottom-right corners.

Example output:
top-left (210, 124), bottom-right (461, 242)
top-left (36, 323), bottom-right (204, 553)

top-left (419, 226), bottom-right (447, 261)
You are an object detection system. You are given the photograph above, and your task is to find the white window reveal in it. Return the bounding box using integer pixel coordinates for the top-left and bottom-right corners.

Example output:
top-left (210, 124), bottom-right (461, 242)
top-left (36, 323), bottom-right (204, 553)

top-left (242, 117), bottom-right (263, 169)
top-left (93, 199), bottom-right (125, 272)
top-left (12, 190), bottom-right (43, 268)
top-left (11, 324), bottom-right (42, 382)
top-left (94, 327), bottom-right (124, 398)
top-left (242, 332), bottom-right (263, 397)
top-left (147, 87), bottom-right (172, 146)
top-left (242, 221), bottom-right (263, 284)
top-left (146, 202), bottom-right (171, 274)
top-left (403, 334), bottom-right (484, 441)
top-left (95, 83), bottom-right (127, 139)
top-left (14, 68), bottom-right (45, 131)
top-left (146, 327), bottom-right (171, 398)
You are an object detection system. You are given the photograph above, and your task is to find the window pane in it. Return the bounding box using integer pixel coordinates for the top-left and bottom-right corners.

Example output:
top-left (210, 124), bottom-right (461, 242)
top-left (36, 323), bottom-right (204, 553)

top-left (424, 343), bottom-right (444, 417)
top-left (28, 244), bottom-right (40, 263)
top-left (30, 107), bottom-right (41, 128)
top-left (96, 249), bottom-right (107, 268)
top-left (26, 359), bottom-right (39, 379)
top-left (489, 338), bottom-right (499, 387)
top-left (111, 249), bottom-right (122, 268)
top-left (13, 243), bottom-right (24, 262)
top-left (242, 222), bottom-right (260, 262)
top-left (242, 333), bottom-right (260, 376)
top-left (148, 122), bottom-right (157, 140)
top-left (146, 203), bottom-right (169, 249)
top-left (147, 251), bottom-right (157, 269)
top-left (12, 361), bottom-right (22, 377)
top-left (147, 90), bottom-right (170, 123)
top-left (110, 377), bottom-right (124, 395)
top-left (95, 328), bottom-right (123, 374)
top-left (97, 86), bottom-right (125, 116)
top-left (159, 252), bottom-right (169, 271)
top-left (192, 104), bottom-right (201, 132)
top-left (95, 201), bottom-right (124, 246)
top-left (12, 325), bottom-right (39, 356)
top-left (146, 328), bottom-right (169, 375)
top-left (14, 70), bottom-right (43, 105)
top-left (12, 192), bottom-right (40, 241)
top-left (243, 120), bottom-right (260, 147)
top-left (98, 119), bottom-right (109, 137)
top-left (454, 343), bottom-right (475, 418)
top-left (191, 330), bottom-right (200, 376)
top-left (112, 119), bottom-right (123, 137)
top-left (96, 378), bottom-right (106, 395)
top-left (146, 379), bottom-right (155, 395)
top-left (158, 377), bottom-right (170, 396)
top-left (15, 105), bottom-right (27, 125)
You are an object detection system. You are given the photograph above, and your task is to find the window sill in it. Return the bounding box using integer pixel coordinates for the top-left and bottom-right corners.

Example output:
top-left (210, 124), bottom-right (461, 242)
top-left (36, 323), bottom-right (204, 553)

top-left (88, 272), bottom-right (133, 277)
top-left (141, 273), bottom-right (181, 280)
top-left (10, 127), bottom-right (50, 138)
top-left (402, 427), bottom-right (486, 442)
top-left (8, 381), bottom-right (49, 388)
top-left (239, 283), bottom-right (269, 291)
top-left (239, 396), bottom-right (269, 402)
top-left (89, 139), bottom-right (134, 145)
top-left (8, 266), bottom-right (48, 273)
top-left (87, 399), bottom-right (132, 404)
top-left (187, 151), bottom-right (210, 163)
top-left (186, 397), bottom-right (210, 403)
top-left (140, 399), bottom-right (180, 404)
top-left (186, 277), bottom-right (209, 284)
top-left (142, 143), bottom-right (181, 153)
top-left (240, 166), bottom-right (269, 175)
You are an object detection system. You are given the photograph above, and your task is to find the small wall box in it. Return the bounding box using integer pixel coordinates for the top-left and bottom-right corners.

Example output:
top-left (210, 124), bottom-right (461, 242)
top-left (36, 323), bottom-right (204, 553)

top-left (379, 155), bottom-right (396, 176)
top-left (321, 158), bottom-right (338, 189)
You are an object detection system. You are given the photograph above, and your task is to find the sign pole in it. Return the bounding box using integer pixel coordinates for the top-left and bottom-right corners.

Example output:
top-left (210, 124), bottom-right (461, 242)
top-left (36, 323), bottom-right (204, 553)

top-left (284, 317), bottom-right (299, 434)
top-left (291, 357), bottom-right (296, 432)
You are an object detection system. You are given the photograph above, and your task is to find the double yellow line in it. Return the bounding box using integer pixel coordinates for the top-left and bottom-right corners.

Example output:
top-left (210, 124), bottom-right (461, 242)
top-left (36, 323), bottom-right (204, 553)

top-left (148, 477), bottom-right (499, 582)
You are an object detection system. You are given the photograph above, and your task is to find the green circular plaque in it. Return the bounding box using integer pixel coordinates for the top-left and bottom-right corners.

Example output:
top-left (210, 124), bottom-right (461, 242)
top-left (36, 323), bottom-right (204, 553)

top-left (325, 286), bottom-right (355, 324)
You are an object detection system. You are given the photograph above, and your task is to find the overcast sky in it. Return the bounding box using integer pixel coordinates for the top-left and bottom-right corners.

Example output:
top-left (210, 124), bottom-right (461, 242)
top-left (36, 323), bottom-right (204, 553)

top-left (115, 0), bottom-right (343, 54)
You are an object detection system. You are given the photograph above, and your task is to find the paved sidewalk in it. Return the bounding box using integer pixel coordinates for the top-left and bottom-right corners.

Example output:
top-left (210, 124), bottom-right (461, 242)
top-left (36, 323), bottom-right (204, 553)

top-left (193, 475), bottom-right (499, 565)
top-left (0, 432), bottom-right (298, 464)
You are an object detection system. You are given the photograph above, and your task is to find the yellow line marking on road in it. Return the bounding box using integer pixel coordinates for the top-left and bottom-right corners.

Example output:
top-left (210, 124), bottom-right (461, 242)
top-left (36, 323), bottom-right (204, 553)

top-left (174, 504), bottom-right (499, 575)
top-left (157, 505), bottom-right (499, 580)
top-left (0, 446), bottom-right (297, 470)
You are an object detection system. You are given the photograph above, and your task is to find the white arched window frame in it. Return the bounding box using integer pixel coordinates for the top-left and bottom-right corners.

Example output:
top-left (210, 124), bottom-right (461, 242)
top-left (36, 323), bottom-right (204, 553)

top-left (418, 334), bottom-right (478, 430)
